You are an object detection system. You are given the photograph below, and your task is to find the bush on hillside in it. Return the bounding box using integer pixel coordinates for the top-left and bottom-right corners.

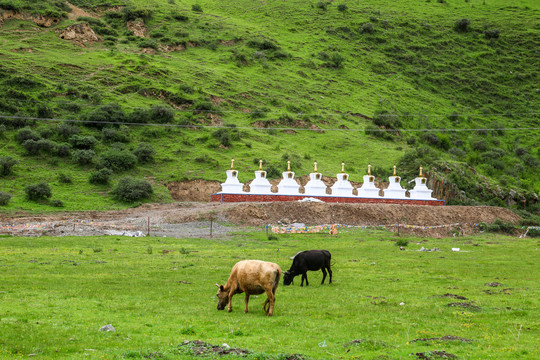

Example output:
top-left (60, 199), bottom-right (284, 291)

top-left (123, 6), bottom-right (153, 22)
top-left (69, 135), bottom-right (98, 149)
top-left (58, 172), bottom-right (73, 184)
top-left (56, 123), bottom-right (80, 139)
top-left (89, 168), bottom-right (113, 185)
top-left (149, 105), bottom-right (175, 123)
top-left (23, 139), bottom-right (56, 155)
top-left (484, 29), bottom-right (500, 39)
top-left (86, 104), bottom-right (127, 128)
top-left (134, 142), bottom-right (155, 163)
top-left (72, 149), bottom-right (96, 165)
top-left (25, 182), bottom-right (52, 201)
top-left (0, 191), bottom-right (12, 206)
top-left (0, 156), bottom-right (19, 176)
top-left (102, 126), bottom-right (130, 143)
top-left (454, 18), bottom-right (470, 32)
top-left (55, 142), bottom-right (72, 157)
top-left (98, 149), bottom-right (137, 171)
top-left (191, 4), bottom-right (203, 12)
top-left (485, 219), bottom-right (516, 234)
top-left (50, 199), bottom-right (64, 207)
top-left (337, 4), bottom-right (348, 12)
top-left (15, 127), bottom-right (40, 144)
top-left (110, 177), bottom-right (153, 202)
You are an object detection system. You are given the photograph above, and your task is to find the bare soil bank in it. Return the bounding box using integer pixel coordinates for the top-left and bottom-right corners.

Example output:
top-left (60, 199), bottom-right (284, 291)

top-left (0, 202), bottom-right (521, 238)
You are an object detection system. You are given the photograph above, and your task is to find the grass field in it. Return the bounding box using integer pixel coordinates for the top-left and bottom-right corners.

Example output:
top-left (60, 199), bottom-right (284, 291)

top-left (0, 228), bottom-right (538, 359)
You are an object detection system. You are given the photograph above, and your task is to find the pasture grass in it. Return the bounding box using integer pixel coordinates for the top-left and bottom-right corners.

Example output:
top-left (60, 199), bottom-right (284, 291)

top-left (0, 228), bottom-right (538, 359)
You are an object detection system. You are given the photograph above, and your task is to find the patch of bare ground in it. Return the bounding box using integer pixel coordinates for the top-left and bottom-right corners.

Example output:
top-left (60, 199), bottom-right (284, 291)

top-left (413, 351), bottom-right (457, 359)
top-left (447, 302), bottom-right (481, 311)
top-left (410, 335), bottom-right (474, 343)
top-left (438, 294), bottom-right (468, 300)
top-left (179, 340), bottom-right (250, 356)
top-left (66, 2), bottom-right (98, 20)
top-left (58, 23), bottom-right (99, 45)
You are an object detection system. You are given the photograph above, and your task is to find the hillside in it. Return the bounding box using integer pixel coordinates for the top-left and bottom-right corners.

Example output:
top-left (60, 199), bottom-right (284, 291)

top-left (0, 0), bottom-right (539, 214)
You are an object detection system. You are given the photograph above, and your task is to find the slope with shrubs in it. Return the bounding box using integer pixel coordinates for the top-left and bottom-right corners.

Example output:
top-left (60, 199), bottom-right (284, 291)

top-left (0, 0), bottom-right (538, 215)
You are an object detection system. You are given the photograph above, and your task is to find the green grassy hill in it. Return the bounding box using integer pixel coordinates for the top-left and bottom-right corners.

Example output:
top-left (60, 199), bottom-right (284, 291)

top-left (0, 0), bottom-right (539, 213)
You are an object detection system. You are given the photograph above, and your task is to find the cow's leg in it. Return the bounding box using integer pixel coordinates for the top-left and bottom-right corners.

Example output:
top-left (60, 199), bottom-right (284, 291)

top-left (244, 294), bottom-right (250, 313)
top-left (227, 284), bottom-right (237, 312)
top-left (264, 288), bottom-right (275, 316)
top-left (321, 267), bottom-right (327, 284)
top-left (301, 272), bottom-right (308, 286)
top-left (327, 265), bottom-right (333, 284)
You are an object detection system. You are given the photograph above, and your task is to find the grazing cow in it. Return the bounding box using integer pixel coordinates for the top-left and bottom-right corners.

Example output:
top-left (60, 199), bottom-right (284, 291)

top-left (216, 260), bottom-right (282, 316)
top-left (283, 250), bottom-right (332, 286)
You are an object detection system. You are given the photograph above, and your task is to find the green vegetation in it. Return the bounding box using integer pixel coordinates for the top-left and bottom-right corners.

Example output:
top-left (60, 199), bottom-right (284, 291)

top-left (0, 0), bottom-right (538, 213)
top-left (0, 228), bottom-right (538, 359)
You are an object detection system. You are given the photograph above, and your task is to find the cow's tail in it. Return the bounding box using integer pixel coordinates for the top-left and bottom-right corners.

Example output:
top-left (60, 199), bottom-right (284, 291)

top-left (273, 269), bottom-right (282, 291)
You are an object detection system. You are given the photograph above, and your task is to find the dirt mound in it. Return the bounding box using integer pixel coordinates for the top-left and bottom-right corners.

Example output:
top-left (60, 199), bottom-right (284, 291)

top-left (66, 2), bottom-right (98, 20)
top-left (58, 23), bottom-right (99, 45)
top-left (0, 10), bottom-right (60, 28)
top-left (127, 20), bottom-right (147, 37)
top-left (167, 180), bottom-right (221, 202)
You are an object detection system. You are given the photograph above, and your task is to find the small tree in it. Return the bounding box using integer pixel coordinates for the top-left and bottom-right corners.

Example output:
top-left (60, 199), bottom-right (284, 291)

top-left (89, 168), bottom-right (113, 185)
top-left (0, 191), bottom-right (12, 206)
top-left (0, 156), bottom-right (19, 176)
top-left (134, 142), bottom-right (155, 163)
top-left (25, 182), bottom-right (52, 201)
top-left (454, 18), bottom-right (470, 32)
top-left (98, 149), bottom-right (137, 171)
top-left (110, 177), bottom-right (153, 202)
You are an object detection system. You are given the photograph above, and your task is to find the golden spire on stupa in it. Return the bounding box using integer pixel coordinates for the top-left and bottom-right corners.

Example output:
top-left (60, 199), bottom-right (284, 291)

top-left (314, 161), bottom-right (318, 173)
top-left (393, 164), bottom-right (397, 176)
top-left (368, 163), bottom-right (372, 175)
top-left (287, 160), bottom-right (291, 172)
top-left (419, 166), bottom-right (423, 177)
top-left (259, 159), bottom-right (263, 170)
top-left (230, 158), bottom-right (235, 169)
top-left (341, 162), bottom-right (345, 173)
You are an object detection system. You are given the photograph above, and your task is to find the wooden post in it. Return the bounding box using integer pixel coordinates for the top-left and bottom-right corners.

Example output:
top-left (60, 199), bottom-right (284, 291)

top-left (210, 214), bottom-right (213, 238)
top-left (147, 217), bottom-right (150, 236)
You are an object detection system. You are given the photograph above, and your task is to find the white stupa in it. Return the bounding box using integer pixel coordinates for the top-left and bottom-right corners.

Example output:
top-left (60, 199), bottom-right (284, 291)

top-left (409, 166), bottom-right (436, 200)
top-left (249, 159), bottom-right (272, 194)
top-left (383, 165), bottom-right (407, 199)
top-left (303, 161), bottom-right (327, 196)
top-left (331, 162), bottom-right (354, 197)
top-left (357, 164), bottom-right (381, 198)
top-left (277, 161), bottom-right (301, 195)
top-left (220, 158), bottom-right (245, 193)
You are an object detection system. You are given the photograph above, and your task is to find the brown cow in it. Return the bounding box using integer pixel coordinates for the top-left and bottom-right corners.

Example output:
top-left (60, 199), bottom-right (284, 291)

top-left (216, 260), bottom-right (282, 316)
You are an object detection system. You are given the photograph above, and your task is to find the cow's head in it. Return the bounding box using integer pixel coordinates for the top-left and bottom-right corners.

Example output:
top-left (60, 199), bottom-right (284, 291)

top-left (215, 284), bottom-right (229, 310)
top-left (283, 271), bottom-right (294, 286)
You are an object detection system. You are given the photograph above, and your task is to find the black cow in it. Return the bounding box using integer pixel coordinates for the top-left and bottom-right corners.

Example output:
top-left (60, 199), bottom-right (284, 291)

top-left (283, 250), bottom-right (332, 286)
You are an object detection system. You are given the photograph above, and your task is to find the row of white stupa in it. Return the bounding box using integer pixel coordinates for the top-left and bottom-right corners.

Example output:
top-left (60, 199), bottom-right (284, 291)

top-left (219, 159), bottom-right (436, 200)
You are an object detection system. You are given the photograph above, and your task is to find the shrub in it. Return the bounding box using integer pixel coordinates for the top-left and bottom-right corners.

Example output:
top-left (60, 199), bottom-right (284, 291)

top-left (360, 23), bottom-right (375, 34)
top-left (395, 239), bottom-right (409, 247)
top-left (15, 127), bottom-right (40, 143)
top-left (23, 139), bottom-right (56, 155)
top-left (98, 149), bottom-right (137, 171)
top-left (316, 1), bottom-right (328, 10)
top-left (247, 38), bottom-right (280, 51)
top-left (454, 18), bottom-right (470, 32)
top-left (0, 191), bottom-right (12, 206)
top-left (484, 29), bottom-right (500, 39)
top-left (337, 4), bottom-right (348, 12)
top-left (191, 4), bottom-right (203, 12)
top-left (25, 182), bottom-right (52, 201)
top-left (56, 123), bottom-right (79, 139)
top-left (69, 135), bottom-right (98, 149)
top-left (110, 177), bottom-right (153, 202)
top-left (55, 142), bottom-right (72, 157)
top-left (89, 168), bottom-right (113, 185)
top-left (0, 156), bottom-right (19, 176)
top-left (323, 52), bottom-right (345, 69)
top-left (149, 105), bottom-right (175, 123)
top-left (172, 12), bottom-right (189, 21)
top-left (130, 108), bottom-right (151, 123)
top-left (102, 126), bottom-right (130, 143)
top-left (123, 6), bottom-right (153, 22)
top-left (134, 142), bottom-right (155, 163)
top-left (86, 104), bottom-right (127, 128)
top-left (72, 149), bottom-right (96, 165)
top-left (58, 172), bottom-right (73, 184)
top-left (50, 199), bottom-right (64, 207)
top-left (485, 219), bottom-right (516, 234)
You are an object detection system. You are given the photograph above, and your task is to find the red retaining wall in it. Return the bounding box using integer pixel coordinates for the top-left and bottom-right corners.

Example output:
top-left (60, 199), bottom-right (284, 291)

top-left (210, 193), bottom-right (445, 206)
